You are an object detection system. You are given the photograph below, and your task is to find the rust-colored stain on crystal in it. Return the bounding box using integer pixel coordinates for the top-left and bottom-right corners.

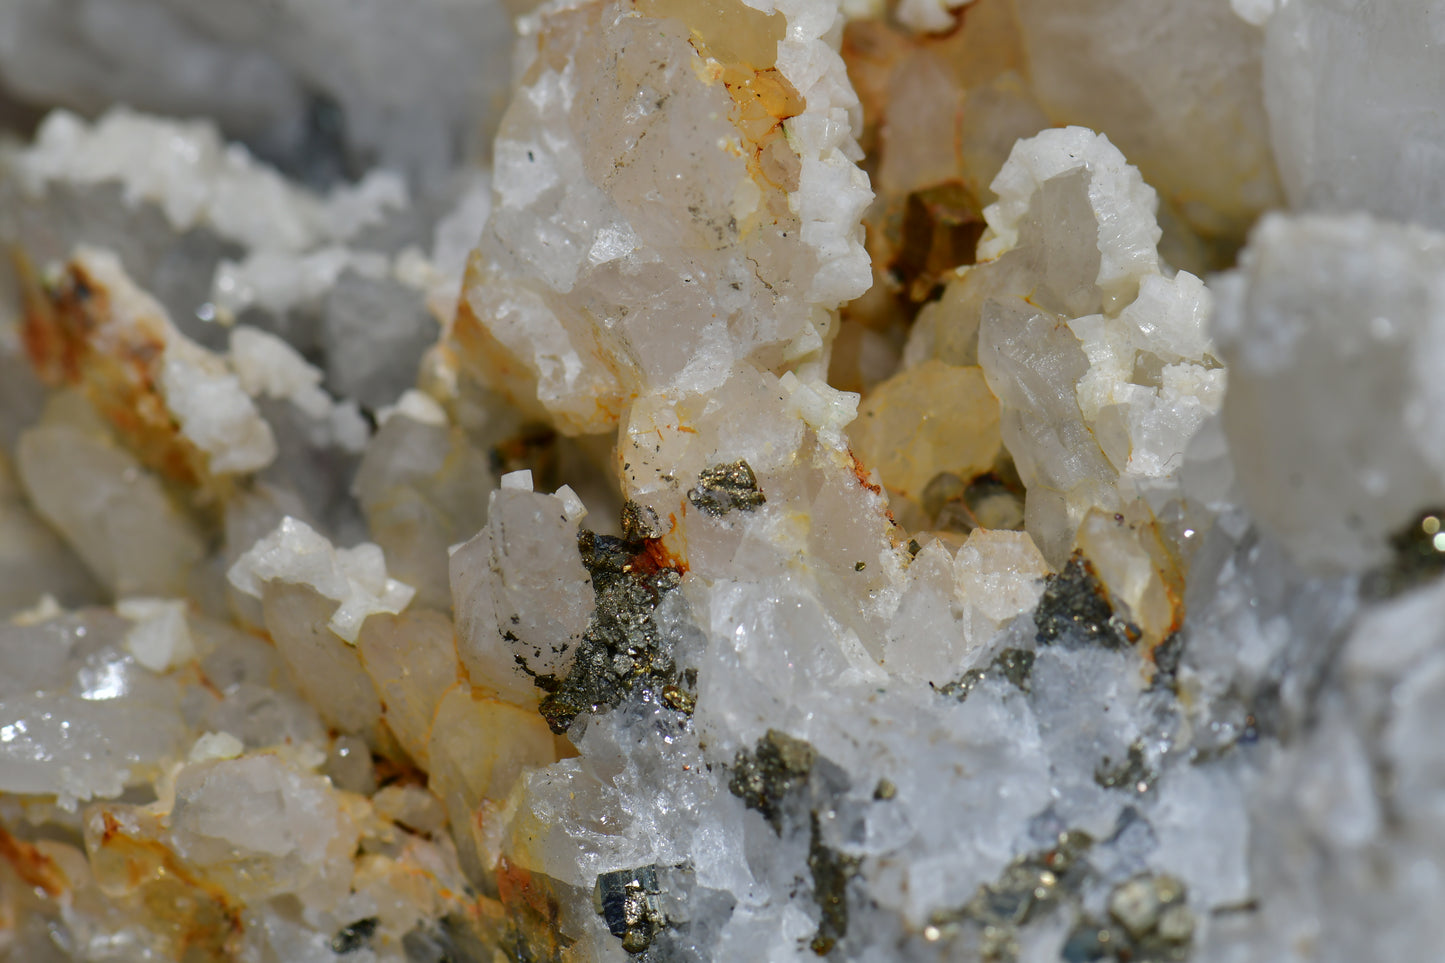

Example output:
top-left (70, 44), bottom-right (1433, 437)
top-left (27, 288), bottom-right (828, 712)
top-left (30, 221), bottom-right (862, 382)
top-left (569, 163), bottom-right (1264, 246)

top-left (495, 856), bottom-right (569, 962)
top-left (626, 531), bottom-right (690, 578)
top-left (722, 64), bottom-right (805, 201)
top-left (18, 253), bottom-right (210, 490)
top-left (0, 822), bottom-right (67, 898)
top-left (90, 811), bottom-right (243, 961)
top-left (847, 449), bottom-right (884, 497)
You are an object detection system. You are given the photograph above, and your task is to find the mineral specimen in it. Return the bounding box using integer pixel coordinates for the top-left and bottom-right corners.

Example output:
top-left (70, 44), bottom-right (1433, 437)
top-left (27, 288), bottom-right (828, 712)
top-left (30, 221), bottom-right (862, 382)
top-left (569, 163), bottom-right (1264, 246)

top-left (3, 0), bottom-right (1445, 961)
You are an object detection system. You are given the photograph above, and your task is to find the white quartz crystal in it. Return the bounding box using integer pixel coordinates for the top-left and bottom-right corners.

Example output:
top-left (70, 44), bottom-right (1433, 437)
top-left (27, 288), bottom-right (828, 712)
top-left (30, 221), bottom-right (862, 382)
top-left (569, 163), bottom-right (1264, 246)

top-left (0, 693), bottom-right (189, 808)
top-left (0, 452), bottom-right (98, 617)
top-left (450, 486), bottom-right (594, 703)
top-left (895, 0), bottom-right (972, 33)
top-left (4, 0), bottom-right (1445, 960)
top-left (0, 611), bottom-right (191, 808)
top-left (116, 597), bottom-right (196, 673)
top-left (188, 730), bottom-right (245, 763)
top-left (17, 420), bottom-right (207, 598)
top-left (1262, 0), bottom-right (1445, 232)
top-left (169, 753), bottom-right (360, 905)
top-left (1013, 0), bottom-right (1281, 238)
top-left (979, 126), bottom-right (1161, 311)
top-left (451, 0), bottom-right (871, 433)
top-left (929, 127), bottom-right (1221, 640)
top-left (228, 515), bottom-right (415, 642)
top-left (1214, 212), bottom-right (1445, 571)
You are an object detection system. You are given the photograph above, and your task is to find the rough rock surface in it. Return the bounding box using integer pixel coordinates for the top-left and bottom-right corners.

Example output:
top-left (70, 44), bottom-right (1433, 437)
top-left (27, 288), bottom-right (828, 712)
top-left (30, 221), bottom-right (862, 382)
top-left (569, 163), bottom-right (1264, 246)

top-left (1, 0), bottom-right (1444, 961)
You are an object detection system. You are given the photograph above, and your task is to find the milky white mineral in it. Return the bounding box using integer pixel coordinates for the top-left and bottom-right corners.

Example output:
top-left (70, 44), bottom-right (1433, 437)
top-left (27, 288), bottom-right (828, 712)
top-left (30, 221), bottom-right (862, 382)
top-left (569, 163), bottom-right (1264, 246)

top-left (1261, 0), bottom-right (1445, 232)
top-left (14, 109), bottom-right (408, 255)
top-left (3, 0), bottom-right (1445, 960)
top-left (228, 515), bottom-right (416, 643)
top-left (1011, 0), bottom-right (1281, 238)
top-left (1214, 211), bottom-right (1445, 572)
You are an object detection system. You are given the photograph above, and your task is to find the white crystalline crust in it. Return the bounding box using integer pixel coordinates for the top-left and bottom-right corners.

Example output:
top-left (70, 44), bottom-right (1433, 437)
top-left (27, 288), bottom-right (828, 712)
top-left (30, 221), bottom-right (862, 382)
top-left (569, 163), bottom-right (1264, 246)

top-left (1231, 0), bottom-right (1276, 27)
top-left (769, 0), bottom-right (875, 305)
top-left (212, 246), bottom-right (389, 319)
top-left (6, 107), bottom-right (478, 333)
top-left (4, 0), bottom-right (1445, 961)
top-left (228, 516), bottom-right (415, 643)
top-left (16, 109), bottom-right (408, 254)
top-left (228, 325), bottom-right (369, 452)
top-left (921, 128), bottom-right (1224, 613)
top-left (979, 126), bottom-right (1161, 311)
top-left (894, 0), bottom-right (973, 33)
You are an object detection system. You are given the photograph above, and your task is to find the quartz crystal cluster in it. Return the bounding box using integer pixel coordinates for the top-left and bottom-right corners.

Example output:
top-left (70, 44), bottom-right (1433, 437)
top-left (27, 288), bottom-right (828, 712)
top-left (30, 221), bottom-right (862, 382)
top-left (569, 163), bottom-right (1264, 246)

top-left (1, 0), bottom-right (1444, 961)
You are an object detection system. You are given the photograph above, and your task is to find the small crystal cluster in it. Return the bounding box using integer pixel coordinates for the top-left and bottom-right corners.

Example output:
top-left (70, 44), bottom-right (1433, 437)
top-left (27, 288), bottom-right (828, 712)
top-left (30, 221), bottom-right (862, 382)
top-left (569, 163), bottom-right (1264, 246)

top-left (2, 1), bottom-right (1445, 961)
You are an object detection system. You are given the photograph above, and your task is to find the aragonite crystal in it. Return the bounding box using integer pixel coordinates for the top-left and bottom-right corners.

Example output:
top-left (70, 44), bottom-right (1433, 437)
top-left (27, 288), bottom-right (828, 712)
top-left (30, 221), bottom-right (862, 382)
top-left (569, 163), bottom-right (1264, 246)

top-left (3, 0), bottom-right (1445, 961)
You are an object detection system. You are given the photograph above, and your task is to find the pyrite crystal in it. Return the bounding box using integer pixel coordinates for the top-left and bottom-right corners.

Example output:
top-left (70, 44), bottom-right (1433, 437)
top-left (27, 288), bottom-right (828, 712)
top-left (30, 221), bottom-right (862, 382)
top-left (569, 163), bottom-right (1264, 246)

top-left (3, 0), bottom-right (1445, 960)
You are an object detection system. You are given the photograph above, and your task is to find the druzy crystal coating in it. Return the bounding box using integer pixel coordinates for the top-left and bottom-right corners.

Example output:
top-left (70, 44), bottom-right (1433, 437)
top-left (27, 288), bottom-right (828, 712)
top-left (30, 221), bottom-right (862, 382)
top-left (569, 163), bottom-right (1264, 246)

top-left (1, 1), bottom-right (1444, 961)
